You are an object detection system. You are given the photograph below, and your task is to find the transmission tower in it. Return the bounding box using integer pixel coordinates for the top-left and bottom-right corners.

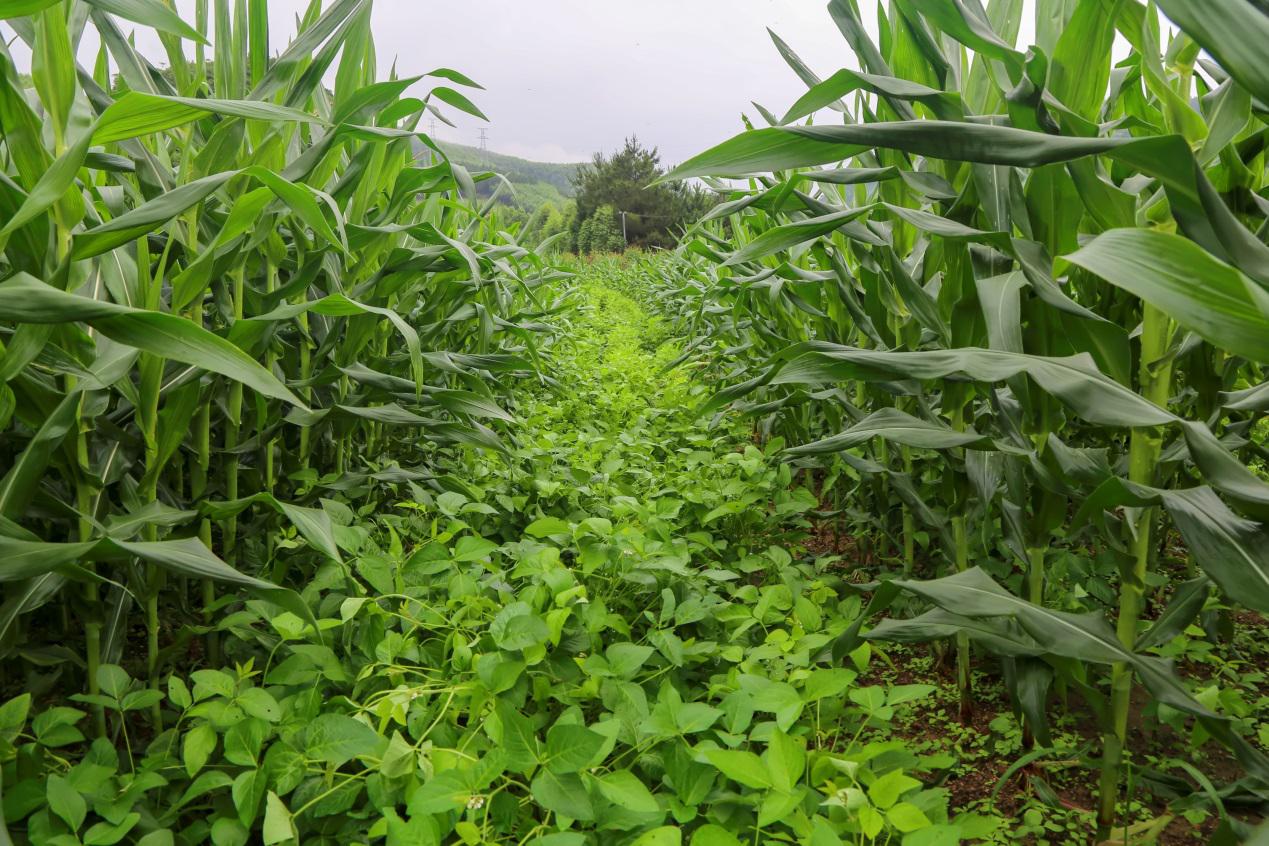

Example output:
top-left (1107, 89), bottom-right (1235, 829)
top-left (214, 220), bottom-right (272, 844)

top-left (477, 128), bottom-right (488, 152)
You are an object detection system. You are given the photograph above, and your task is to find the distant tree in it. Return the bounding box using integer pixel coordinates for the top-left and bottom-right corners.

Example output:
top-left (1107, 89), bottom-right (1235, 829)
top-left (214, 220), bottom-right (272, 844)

top-left (571, 137), bottom-right (711, 250)
top-left (577, 205), bottom-right (626, 255)
top-left (538, 201), bottom-right (578, 253)
top-left (520, 203), bottom-right (547, 239)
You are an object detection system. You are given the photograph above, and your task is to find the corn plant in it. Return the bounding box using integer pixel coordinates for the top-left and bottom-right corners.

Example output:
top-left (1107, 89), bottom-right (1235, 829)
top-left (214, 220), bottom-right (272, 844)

top-left (659, 0), bottom-right (1269, 838)
top-left (0, 0), bottom-right (560, 733)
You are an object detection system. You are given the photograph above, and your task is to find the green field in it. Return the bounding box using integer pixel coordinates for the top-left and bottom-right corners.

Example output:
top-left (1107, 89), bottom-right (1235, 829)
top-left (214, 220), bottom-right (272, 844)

top-left (437, 142), bottom-right (580, 197)
top-left (430, 141), bottom-right (580, 211)
top-left (1, 1), bottom-right (1268, 845)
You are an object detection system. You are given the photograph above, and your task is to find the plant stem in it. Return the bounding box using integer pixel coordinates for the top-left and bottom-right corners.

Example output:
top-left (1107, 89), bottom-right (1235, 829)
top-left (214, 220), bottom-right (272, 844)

top-left (298, 307), bottom-right (312, 469)
top-left (951, 510), bottom-right (972, 723)
top-left (262, 262), bottom-right (277, 564)
top-left (185, 207), bottom-right (219, 666)
top-left (56, 138), bottom-right (104, 732)
top-left (1027, 546), bottom-right (1045, 606)
top-left (949, 402), bottom-right (973, 723)
top-left (900, 442), bottom-right (914, 575)
top-left (138, 235), bottom-right (167, 725)
top-left (1096, 303), bottom-right (1173, 839)
top-left (876, 436), bottom-right (891, 560)
top-left (76, 407), bottom-right (105, 737)
top-left (224, 266), bottom-right (245, 571)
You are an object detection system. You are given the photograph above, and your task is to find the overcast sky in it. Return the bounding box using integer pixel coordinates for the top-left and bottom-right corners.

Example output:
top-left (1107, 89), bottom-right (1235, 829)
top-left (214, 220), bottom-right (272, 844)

top-left (3, 1), bottom-right (1050, 166)
top-left (396, 1), bottom-right (867, 164)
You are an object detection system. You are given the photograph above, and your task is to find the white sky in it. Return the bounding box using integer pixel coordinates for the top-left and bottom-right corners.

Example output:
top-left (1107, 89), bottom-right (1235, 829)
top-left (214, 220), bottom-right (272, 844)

top-left (2, 1), bottom-right (1052, 165)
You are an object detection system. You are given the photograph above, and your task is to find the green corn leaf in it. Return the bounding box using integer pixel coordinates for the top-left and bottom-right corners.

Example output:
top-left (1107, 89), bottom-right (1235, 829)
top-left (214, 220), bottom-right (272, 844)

top-left (1047, 0), bottom-right (1120, 120)
top-left (1062, 228), bottom-right (1269, 363)
top-left (0, 537), bottom-right (96, 582)
top-left (0, 392), bottom-right (79, 521)
top-left (867, 608), bottom-right (1046, 657)
top-left (772, 345), bottom-right (1176, 428)
top-left (913, 0), bottom-right (1023, 68)
top-left (102, 503), bottom-right (198, 540)
top-left (780, 69), bottom-right (960, 125)
top-left (84, 0), bottom-right (207, 43)
top-left (891, 568), bottom-right (1208, 712)
top-left (31, 3), bottom-right (75, 142)
top-left (199, 494), bottom-right (343, 563)
top-left (769, 28), bottom-right (833, 99)
top-left (240, 166), bottom-right (348, 253)
top-left (660, 122), bottom-right (1269, 289)
top-left (427, 86), bottom-right (488, 121)
top-left (0, 572), bottom-right (65, 648)
top-left (236, 294), bottom-right (421, 390)
top-left (423, 67), bottom-right (484, 89)
top-left (0, 128), bottom-right (92, 242)
top-left (70, 173), bottom-right (234, 259)
top-left (1155, 0), bottom-right (1269, 107)
top-left (0, 274), bottom-right (305, 407)
top-left (1135, 577), bottom-right (1211, 651)
top-left (429, 390), bottom-right (514, 423)
top-left (1159, 488), bottom-right (1269, 615)
top-left (1223, 381), bottom-right (1269, 412)
top-left (2, 95), bottom-right (322, 245)
top-left (169, 188), bottom-right (273, 308)
top-left (249, 0), bottom-right (367, 101)
top-left (116, 537), bottom-right (317, 637)
top-left (94, 92), bottom-right (323, 145)
top-left (0, 535), bottom-right (314, 634)
top-left (724, 207), bottom-right (877, 265)
top-left (0, 0), bottom-right (58, 15)
top-left (786, 407), bottom-right (998, 454)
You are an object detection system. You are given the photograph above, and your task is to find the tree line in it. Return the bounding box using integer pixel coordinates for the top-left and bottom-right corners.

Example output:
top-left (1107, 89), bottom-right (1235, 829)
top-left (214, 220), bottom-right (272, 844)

top-left (522, 137), bottom-right (712, 254)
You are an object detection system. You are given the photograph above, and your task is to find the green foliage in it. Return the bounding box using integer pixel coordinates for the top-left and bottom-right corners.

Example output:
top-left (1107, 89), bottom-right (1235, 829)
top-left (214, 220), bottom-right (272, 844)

top-left (438, 141), bottom-right (582, 197)
top-left (6, 0), bottom-right (1269, 843)
top-left (572, 137), bottom-right (712, 250)
top-left (0, 0), bottom-right (561, 816)
top-left (651, 0), bottom-right (1269, 840)
top-left (529, 199), bottom-right (579, 254)
top-left (576, 204), bottom-right (626, 255)
top-left (0, 262), bottom-right (990, 844)
top-left (422, 142), bottom-right (579, 242)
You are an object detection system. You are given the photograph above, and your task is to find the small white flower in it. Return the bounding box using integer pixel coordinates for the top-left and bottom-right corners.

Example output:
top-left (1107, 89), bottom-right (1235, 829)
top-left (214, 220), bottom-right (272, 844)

top-left (466, 794), bottom-right (485, 810)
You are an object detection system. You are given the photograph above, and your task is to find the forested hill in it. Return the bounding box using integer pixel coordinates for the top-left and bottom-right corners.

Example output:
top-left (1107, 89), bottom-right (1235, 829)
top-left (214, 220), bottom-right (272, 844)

top-left (431, 141), bottom-right (583, 197)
